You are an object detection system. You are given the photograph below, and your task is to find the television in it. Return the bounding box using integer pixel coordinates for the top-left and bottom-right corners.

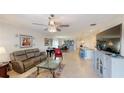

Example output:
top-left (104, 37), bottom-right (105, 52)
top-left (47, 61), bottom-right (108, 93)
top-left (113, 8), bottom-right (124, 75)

top-left (96, 24), bottom-right (122, 54)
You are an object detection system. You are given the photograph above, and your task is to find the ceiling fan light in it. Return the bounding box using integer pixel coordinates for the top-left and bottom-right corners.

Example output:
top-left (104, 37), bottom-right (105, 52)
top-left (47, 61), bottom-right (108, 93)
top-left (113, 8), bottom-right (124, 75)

top-left (49, 20), bottom-right (55, 25)
top-left (48, 26), bottom-right (57, 32)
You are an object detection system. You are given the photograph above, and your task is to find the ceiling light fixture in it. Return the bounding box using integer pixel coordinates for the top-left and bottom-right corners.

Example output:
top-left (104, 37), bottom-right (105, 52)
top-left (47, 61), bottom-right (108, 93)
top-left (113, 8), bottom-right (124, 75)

top-left (32, 14), bottom-right (69, 32)
top-left (48, 16), bottom-right (57, 32)
top-left (90, 23), bottom-right (96, 32)
top-left (48, 25), bottom-right (57, 32)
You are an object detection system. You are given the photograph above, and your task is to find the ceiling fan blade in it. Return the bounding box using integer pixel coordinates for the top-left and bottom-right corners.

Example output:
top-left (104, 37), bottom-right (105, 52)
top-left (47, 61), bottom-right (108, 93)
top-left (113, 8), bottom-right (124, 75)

top-left (56, 28), bottom-right (61, 31)
top-left (32, 23), bottom-right (47, 26)
top-left (59, 24), bottom-right (70, 27)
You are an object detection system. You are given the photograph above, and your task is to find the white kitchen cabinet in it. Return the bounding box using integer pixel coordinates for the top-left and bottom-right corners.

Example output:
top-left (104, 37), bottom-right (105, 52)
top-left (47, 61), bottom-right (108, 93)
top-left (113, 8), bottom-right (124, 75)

top-left (111, 57), bottom-right (124, 78)
top-left (93, 50), bottom-right (124, 78)
top-left (93, 51), bottom-right (104, 77)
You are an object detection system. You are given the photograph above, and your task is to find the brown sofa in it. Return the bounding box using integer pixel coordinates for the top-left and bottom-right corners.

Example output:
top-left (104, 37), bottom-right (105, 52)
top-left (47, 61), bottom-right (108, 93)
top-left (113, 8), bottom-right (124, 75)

top-left (10, 48), bottom-right (47, 74)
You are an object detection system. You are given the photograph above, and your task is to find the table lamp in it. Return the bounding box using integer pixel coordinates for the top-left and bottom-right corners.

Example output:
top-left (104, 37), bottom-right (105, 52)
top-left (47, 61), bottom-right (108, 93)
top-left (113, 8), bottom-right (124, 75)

top-left (0, 47), bottom-right (8, 64)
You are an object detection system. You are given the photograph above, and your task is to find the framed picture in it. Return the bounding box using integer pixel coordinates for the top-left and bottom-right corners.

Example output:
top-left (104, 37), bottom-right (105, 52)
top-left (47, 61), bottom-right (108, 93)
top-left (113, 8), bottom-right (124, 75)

top-left (44, 38), bottom-right (49, 46)
top-left (44, 38), bottom-right (52, 46)
top-left (20, 35), bottom-right (33, 48)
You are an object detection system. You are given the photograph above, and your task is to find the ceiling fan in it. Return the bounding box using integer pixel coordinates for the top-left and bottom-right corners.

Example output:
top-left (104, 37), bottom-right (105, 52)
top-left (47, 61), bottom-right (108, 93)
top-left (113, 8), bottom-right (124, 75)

top-left (32, 14), bottom-right (70, 32)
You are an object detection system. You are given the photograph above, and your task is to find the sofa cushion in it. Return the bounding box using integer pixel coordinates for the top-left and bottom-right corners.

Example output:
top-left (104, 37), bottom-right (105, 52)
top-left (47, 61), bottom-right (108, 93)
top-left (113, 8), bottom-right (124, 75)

top-left (25, 49), bottom-right (34, 53)
top-left (34, 52), bottom-right (41, 57)
top-left (32, 56), bottom-right (41, 63)
top-left (33, 48), bottom-right (39, 52)
top-left (27, 53), bottom-right (34, 58)
top-left (23, 59), bottom-right (34, 69)
top-left (14, 55), bottom-right (27, 61)
top-left (13, 50), bottom-right (25, 56)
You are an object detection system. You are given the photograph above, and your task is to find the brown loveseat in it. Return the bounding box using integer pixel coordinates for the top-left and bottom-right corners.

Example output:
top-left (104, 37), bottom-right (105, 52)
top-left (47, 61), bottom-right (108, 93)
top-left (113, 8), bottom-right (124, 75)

top-left (10, 48), bottom-right (47, 74)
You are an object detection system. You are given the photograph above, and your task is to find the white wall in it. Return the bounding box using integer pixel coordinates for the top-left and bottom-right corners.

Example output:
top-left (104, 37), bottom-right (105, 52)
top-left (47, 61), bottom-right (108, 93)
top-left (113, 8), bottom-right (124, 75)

top-left (76, 34), bottom-right (97, 50)
top-left (0, 23), bottom-right (47, 61)
top-left (83, 36), bottom-right (96, 49)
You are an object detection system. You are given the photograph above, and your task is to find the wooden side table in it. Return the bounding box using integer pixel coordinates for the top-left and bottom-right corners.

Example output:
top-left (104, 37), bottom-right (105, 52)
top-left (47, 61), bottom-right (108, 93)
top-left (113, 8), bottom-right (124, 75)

top-left (0, 62), bottom-right (9, 78)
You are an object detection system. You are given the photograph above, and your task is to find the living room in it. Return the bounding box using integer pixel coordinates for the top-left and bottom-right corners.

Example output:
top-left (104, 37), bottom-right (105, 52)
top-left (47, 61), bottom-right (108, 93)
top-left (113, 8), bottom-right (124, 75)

top-left (0, 14), bottom-right (124, 78)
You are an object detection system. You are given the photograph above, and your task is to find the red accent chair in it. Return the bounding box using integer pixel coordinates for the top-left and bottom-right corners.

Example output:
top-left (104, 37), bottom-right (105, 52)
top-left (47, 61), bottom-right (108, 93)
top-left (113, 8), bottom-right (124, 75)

top-left (54, 48), bottom-right (63, 59)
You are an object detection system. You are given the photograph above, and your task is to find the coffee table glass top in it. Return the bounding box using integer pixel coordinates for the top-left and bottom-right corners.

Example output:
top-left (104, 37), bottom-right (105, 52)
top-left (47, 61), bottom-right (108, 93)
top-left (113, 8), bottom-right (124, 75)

top-left (36, 58), bottom-right (62, 70)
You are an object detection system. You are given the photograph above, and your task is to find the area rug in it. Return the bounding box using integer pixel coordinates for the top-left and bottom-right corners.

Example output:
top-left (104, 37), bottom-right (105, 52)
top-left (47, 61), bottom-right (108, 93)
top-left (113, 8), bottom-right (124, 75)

top-left (37, 63), bottom-right (65, 78)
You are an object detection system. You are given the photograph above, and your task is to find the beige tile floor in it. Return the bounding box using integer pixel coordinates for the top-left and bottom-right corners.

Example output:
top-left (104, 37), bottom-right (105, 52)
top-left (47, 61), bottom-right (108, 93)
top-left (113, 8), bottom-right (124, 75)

top-left (8, 51), bottom-right (98, 78)
top-left (60, 51), bottom-right (98, 78)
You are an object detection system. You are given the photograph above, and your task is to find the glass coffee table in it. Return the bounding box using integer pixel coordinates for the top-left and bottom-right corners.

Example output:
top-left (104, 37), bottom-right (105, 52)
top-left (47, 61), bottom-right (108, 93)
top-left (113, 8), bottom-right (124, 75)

top-left (36, 58), bottom-right (62, 78)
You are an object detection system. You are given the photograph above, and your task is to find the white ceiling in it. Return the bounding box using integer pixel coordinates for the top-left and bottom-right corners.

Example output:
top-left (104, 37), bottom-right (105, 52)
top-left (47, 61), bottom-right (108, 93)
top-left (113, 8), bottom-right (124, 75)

top-left (0, 14), bottom-right (123, 38)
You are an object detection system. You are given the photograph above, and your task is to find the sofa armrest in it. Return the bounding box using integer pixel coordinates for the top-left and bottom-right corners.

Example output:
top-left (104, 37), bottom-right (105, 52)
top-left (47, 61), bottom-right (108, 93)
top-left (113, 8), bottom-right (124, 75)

top-left (40, 52), bottom-right (46, 55)
top-left (11, 61), bottom-right (25, 74)
top-left (40, 52), bottom-right (47, 61)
